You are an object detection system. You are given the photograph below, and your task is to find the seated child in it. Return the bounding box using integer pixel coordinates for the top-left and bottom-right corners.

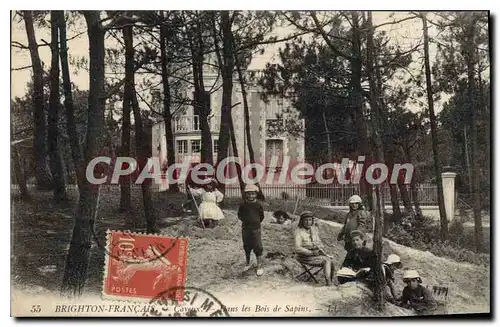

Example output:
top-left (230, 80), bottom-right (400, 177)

top-left (272, 210), bottom-right (291, 225)
top-left (188, 178), bottom-right (224, 228)
top-left (399, 269), bottom-right (437, 315)
top-left (382, 254), bottom-right (403, 302)
top-left (338, 230), bottom-right (375, 284)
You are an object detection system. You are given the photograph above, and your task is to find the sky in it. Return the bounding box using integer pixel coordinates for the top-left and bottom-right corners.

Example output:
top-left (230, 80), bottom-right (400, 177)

top-left (10, 11), bottom-right (483, 113)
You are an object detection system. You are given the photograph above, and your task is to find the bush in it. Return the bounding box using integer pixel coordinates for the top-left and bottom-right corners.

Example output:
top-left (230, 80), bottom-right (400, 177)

top-left (386, 214), bottom-right (490, 266)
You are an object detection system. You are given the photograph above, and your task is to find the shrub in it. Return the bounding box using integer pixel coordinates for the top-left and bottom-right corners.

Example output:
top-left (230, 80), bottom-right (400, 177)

top-left (386, 214), bottom-right (490, 266)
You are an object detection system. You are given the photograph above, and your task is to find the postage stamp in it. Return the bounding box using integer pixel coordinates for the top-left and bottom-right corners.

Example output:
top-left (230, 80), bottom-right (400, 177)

top-left (102, 231), bottom-right (189, 302)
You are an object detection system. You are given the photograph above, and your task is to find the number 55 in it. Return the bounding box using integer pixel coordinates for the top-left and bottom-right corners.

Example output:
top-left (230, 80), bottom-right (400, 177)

top-left (30, 305), bottom-right (41, 313)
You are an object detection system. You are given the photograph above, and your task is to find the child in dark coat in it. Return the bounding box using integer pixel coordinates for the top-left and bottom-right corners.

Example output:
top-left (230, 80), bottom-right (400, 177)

top-left (400, 270), bottom-right (437, 315)
top-left (238, 184), bottom-right (264, 276)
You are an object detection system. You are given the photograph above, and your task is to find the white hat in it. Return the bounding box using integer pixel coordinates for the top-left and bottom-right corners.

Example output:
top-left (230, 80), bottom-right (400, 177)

top-left (348, 195), bottom-right (362, 204)
top-left (244, 184), bottom-right (259, 193)
top-left (336, 267), bottom-right (356, 278)
top-left (403, 269), bottom-right (421, 281)
top-left (384, 254), bottom-right (401, 265)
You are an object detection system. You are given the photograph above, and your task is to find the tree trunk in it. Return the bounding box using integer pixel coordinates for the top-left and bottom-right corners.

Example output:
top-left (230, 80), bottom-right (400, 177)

top-left (23, 10), bottom-right (52, 190)
top-left (350, 11), bottom-right (371, 209)
top-left (464, 16), bottom-right (483, 252)
top-left (215, 11), bottom-right (234, 196)
top-left (322, 109), bottom-right (333, 161)
top-left (160, 21), bottom-right (179, 193)
top-left (422, 14), bottom-right (448, 241)
top-left (234, 54), bottom-right (264, 200)
top-left (366, 12), bottom-right (386, 311)
top-left (405, 145), bottom-right (422, 217)
top-left (397, 180), bottom-right (414, 216)
top-left (57, 10), bottom-right (85, 190)
top-left (124, 24), bottom-right (157, 233)
top-left (61, 11), bottom-right (106, 295)
top-left (48, 11), bottom-right (67, 202)
top-left (12, 143), bottom-right (31, 201)
top-left (229, 112), bottom-right (245, 195)
top-left (190, 18), bottom-right (213, 166)
top-left (119, 24), bottom-right (132, 212)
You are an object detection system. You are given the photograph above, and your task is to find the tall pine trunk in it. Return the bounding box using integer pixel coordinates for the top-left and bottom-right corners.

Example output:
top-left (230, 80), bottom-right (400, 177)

top-left (366, 11), bottom-right (386, 311)
top-left (464, 16), bottom-right (483, 252)
top-left (350, 11), bottom-right (371, 209)
top-left (119, 25), bottom-right (132, 212)
top-left (215, 11), bottom-right (234, 196)
top-left (12, 142), bottom-right (31, 201)
top-left (48, 11), bottom-right (67, 202)
top-left (229, 113), bottom-right (244, 194)
top-left (62, 11), bottom-right (106, 295)
top-left (234, 54), bottom-right (264, 200)
top-left (124, 24), bottom-right (158, 233)
top-left (23, 10), bottom-right (52, 190)
top-left (160, 21), bottom-right (179, 193)
top-left (189, 17), bottom-right (213, 166)
top-left (422, 14), bottom-right (448, 241)
top-left (57, 10), bottom-right (85, 190)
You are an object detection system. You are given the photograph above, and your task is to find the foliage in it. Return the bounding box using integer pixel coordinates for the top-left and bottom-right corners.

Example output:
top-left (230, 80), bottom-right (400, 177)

top-left (387, 214), bottom-right (489, 266)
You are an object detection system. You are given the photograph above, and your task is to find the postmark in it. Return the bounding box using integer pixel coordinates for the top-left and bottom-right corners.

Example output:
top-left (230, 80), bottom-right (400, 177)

top-left (102, 231), bottom-right (188, 302)
top-left (144, 286), bottom-right (230, 317)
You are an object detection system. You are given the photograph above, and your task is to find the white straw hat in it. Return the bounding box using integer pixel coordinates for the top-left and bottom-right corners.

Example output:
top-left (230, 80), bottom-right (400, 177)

top-left (348, 195), bottom-right (362, 204)
top-left (384, 254), bottom-right (401, 265)
top-left (244, 184), bottom-right (259, 193)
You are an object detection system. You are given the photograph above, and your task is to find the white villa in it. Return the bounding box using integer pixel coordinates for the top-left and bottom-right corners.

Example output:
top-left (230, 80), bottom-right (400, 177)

top-left (151, 73), bottom-right (305, 190)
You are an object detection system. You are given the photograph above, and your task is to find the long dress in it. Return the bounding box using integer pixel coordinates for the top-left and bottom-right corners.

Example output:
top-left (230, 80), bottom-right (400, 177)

top-left (189, 188), bottom-right (225, 220)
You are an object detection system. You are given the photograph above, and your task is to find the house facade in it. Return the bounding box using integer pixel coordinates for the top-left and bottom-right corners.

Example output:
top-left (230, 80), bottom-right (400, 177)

top-left (151, 74), bottom-right (305, 191)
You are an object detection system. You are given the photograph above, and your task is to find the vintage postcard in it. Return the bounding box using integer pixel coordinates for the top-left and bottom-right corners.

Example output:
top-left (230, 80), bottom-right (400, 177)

top-left (10, 10), bottom-right (490, 317)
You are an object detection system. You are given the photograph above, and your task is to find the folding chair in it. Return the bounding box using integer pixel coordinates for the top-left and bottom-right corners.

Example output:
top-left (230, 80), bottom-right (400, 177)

top-left (432, 285), bottom-right (449, 300)
top-left (294, 259), bottom-right (325, 284)
top-left (430, 285), bottom-right (449, 315)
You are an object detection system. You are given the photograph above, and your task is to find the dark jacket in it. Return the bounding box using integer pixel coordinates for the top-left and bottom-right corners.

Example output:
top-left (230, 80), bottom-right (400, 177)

top-left (337, 209), bottom-right (369, 250)
top-left (238, 201), bottom-right (264, 230)
top-left (401, 285), bottom-right (437, 315)
top-left (341, 247), bottom-right (375, 271)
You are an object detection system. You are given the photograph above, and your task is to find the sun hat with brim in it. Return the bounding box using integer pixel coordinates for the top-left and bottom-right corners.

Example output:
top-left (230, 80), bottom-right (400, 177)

top-left (403, 269), bottom-right (422, 283)
top-left (350, 229), bottom-right (365, 239)
top-left (384, 254), bottom-right (401, 265)
top-left (300, 211), bottom-right (314, 219)
top-left (244, 184), bottom-right (259, 193)
top-left (348, 195), bottom-right (362, 204)
top-left (336, 267), bottom-right (356, 278)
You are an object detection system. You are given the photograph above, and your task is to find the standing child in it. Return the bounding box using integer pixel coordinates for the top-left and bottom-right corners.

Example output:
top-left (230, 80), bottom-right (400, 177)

top-left (188, 178), bottom-right (224, 228)
top-left (337, 195), bottom-right (370, 251)
top-left (238, 184), bottom-right (264, 276)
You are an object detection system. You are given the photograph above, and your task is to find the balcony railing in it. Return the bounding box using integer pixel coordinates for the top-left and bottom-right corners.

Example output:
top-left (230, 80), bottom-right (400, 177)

top-left (173, 115), bottom-right (220, 133)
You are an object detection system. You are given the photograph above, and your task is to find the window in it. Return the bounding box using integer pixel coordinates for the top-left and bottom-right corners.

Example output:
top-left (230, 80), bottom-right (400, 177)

top-left (191, 139), bottom-right (201, 153)
top-left (265, 139), bottom-right (284, 171)
top-left (176, 140), bottom-right (188, 154)
top-left (213, 139), bottom-right (219, 153)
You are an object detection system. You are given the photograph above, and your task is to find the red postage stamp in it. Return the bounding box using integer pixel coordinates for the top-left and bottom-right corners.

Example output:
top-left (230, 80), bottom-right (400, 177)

top-left (103, 231), bottom-right (188, 302)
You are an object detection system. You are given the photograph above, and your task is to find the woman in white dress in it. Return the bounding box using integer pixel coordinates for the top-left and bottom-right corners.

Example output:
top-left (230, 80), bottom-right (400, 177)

top-left (188, 178), bottom-right (224, 228)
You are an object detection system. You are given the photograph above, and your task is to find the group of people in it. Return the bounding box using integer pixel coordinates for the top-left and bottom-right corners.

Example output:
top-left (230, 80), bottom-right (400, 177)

top-left (293, 195), bottom-right (438, 315)
top-left (186, 180), bottom-right (438, 315)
